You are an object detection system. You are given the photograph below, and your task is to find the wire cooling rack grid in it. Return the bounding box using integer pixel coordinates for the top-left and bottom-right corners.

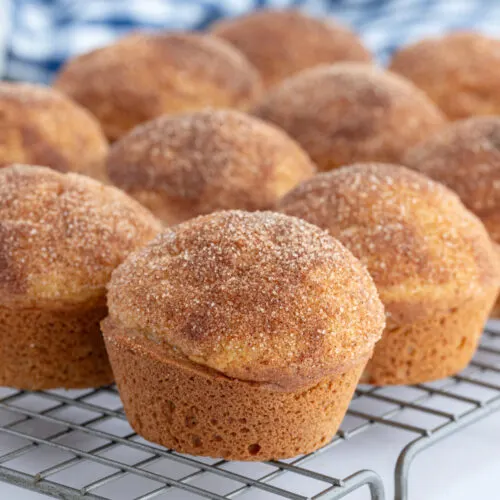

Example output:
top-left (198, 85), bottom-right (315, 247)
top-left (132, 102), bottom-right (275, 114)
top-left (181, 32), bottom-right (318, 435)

top-left (1, 323), bottom-right (500, 500)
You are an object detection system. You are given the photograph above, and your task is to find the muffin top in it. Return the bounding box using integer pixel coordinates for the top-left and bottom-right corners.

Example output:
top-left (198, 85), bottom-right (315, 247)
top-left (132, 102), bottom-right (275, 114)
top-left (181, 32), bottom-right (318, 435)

top-left (404, 117), bottom-right (500, 242)
top-left (0, 82), bottom-right (108, 181)
top-left (253, 63), bottom-right (446, 171)
top-left (211, 9), bottom-right (371, 88)
top-left (0, 165), bottom-right (161, 309)
top-left (107, 210), bottom-right (385, 390)
top-left (54, 32), bottom-right (263, 141)
top-left (389, 32), bottom-right (500, 120)
top-left (107, 109), bottom-right (316, 224)
top-left (279, 164), bottom-right (500, 324)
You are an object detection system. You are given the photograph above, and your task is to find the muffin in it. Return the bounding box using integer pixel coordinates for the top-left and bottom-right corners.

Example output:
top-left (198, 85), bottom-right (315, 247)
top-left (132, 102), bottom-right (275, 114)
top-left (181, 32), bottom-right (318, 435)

top-left (0, 82), bottom-right (108, 181)
top-left (107, 109), bottom-right (316, 224)
top-left (0, 165), bottom-right (161, 390)
top-left (102, 211), bottom-right (385, 460)
top-left (389, 33), bottom-right (500, 120)
top-left (253, 64), bottom-right (446, 171)
top-left (279, 163), bottom-right (500, 385)
top-left (54, 32), bottom-right (263, 141)
top-left (211, 9), bottom-right (371, 89)
top-left (404, 117), bottom-right (500, 316)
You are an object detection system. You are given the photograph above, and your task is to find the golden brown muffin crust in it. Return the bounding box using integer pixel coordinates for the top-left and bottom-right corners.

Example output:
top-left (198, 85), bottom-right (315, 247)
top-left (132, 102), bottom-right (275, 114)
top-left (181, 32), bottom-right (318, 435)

top-left (0, 83), bottom-right (108, 180)
top-left (107, 210), bottom-right (384, 390)
top-left (103, 324), bottom-right (365, 459)
top-left (253, 63), bottom-right (446, 171)
top-left (0, 304), bottom-right (113, 389)
top-left (404, 116), bottom-right (500, 242)
top-left (279, 163), bottom-right (500, 323)
top-left (211, 9), bottom-right (371, 88)
top-left (53, 33), bottom-right (263, 141)
top-left (362, 291), bottom-right (497, 385)
top-left (389, 32), bottom-right (500, 120)
top-left (0, 165), bottom-right (161, 308)
top-left (107, 109), bottom-right (316, 224)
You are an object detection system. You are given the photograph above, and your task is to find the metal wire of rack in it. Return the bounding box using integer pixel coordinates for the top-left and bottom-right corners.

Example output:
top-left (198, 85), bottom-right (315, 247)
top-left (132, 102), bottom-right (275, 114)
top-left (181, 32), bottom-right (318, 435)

top-left (1, 325), bottom-right (500, 500)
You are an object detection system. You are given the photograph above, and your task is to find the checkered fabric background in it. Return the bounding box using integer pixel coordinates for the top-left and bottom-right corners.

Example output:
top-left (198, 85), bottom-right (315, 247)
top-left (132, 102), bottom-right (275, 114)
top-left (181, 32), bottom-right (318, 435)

top-left (3, 0), bottom-right (500, 84)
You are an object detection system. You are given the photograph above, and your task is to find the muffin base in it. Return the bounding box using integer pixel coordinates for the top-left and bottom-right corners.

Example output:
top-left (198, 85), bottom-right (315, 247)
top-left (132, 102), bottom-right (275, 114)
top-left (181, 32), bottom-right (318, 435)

top-left (491, 245), bottom-right (500, 318)
top-left (103, 322), bottom-right (366, 461)
top-left (363, 290), bottom-right (498, 385)
top-left (0, 305), bottom-right (113, 390)
top-left (491, 299), bottom-right (500, 318)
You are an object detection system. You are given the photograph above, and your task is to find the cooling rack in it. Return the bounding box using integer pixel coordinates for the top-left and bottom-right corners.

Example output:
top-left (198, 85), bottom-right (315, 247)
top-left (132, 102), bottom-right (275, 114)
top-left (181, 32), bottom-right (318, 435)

top-left (1, 324), bottom-right (500, 500)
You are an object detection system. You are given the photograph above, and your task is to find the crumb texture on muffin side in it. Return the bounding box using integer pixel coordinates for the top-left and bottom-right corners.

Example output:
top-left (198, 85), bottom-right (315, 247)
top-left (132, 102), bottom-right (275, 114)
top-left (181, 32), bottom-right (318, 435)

top-left (103, 326), bottom-right (366, 459)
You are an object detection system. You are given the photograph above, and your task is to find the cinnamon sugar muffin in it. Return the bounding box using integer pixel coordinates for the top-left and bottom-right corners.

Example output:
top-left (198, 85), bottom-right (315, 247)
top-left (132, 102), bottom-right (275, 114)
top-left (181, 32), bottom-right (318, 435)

top-left (0, 165), bottom-right (161, 390)
top-left (253, 64), bottom-right (446, 171)
top-left (102, 211), bottom-right (385, 460)
top-left (279, 163), bottom-right (500, 385)
top-left (54, 33), bottom-right (262, 141)
top-left (0, 83), bottom-right (108, 181)
top-left (107, 109), bottom-right (316, 224)
top-left (211, 9), bottom-right (371, 89)
top-left (389, 33), bottom-right (500, 120)
top-left (404, 117), bottom-right (500, 317)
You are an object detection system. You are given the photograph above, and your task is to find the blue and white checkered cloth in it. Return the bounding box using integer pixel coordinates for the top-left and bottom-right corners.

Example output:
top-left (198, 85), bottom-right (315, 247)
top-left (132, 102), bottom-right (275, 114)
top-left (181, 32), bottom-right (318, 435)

top-left (5, 0), bottom-right (500, 84)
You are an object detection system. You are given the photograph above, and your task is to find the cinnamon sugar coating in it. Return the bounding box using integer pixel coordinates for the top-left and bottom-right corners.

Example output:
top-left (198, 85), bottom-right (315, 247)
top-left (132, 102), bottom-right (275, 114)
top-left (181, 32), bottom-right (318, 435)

top-left (279, 163), bottom-right (500, 324)
top-left (107, 109), bottom-right (316, 224)
top-left (404, 116), bottom-right (500, 243)
top-left (389, 32), bottom-right (500, 120)
top-left (54, 33), bottom-right (263, 141)
top-left (0, 83), bottom-right (108, 180)
top-left (0, 165), bottom-right (161, 309)
top-left (253, 63), bottom-right (446, 171)
top-left (106, 210), bottom-right (385, 391)
top-left (211, 9), bottom-right (371, 88)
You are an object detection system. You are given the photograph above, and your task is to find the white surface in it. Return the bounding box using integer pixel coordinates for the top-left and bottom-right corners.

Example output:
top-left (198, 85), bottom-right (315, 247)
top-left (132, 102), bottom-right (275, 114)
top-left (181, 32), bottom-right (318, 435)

top-left (1, 411), bottom-right (499, 500)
